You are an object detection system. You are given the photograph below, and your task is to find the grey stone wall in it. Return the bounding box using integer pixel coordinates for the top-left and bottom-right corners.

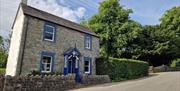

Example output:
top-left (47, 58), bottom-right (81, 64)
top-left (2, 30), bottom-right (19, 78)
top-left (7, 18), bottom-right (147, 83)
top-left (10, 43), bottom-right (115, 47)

top-left (1, 75), bottom-right (110, 91)
top-left (3, 75), bottom-right (76, 91)
top-left (153, 65), bottom-right (180, 73)
top-left (0, 74), bottom-right (4, 91)
top-left (19, 16), bottom-right (99, 75)
top-left (81, 75), bottom-right (111, 86)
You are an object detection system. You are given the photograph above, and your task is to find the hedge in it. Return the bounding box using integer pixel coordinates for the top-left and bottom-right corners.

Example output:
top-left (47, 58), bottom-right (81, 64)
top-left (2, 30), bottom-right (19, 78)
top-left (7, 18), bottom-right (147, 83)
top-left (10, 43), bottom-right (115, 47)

top-left (96, 58), bottom-right (149, 82)
top-left (170, 58), bottom-right (180, 68)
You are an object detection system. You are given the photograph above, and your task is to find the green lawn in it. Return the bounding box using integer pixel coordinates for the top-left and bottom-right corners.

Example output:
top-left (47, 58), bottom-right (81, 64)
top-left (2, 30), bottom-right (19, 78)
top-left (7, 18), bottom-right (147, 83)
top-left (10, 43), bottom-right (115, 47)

top-left (0, 68), bottom-right (6, 74)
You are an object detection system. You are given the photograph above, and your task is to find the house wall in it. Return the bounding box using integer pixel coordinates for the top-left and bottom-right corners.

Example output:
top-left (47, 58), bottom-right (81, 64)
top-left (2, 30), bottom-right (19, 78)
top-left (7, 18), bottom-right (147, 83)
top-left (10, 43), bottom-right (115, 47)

top-left (20, 16), bottom-right (99, 75)
top-left (6, 7), bottom-right (26, 76)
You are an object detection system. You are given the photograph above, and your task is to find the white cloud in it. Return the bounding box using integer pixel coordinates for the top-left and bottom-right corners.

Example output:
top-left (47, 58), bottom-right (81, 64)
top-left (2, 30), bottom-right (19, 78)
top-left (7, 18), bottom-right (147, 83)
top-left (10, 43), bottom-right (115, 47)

top-left (76, 7), bottom-right (86, 18)
top-left (0, 0), bottom-right (86, 38)
top-left (0, 0), bottom-right (20, 38)
top-left (28, 0), bottom-right (86, 22)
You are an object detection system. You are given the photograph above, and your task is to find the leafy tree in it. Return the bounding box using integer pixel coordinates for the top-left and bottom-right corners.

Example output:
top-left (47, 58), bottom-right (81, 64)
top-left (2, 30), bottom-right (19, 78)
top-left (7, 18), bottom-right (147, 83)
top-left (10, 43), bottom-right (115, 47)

top-left (160, 6), bottom-right (180, 36)
top-left (0, 35), bottom-right (10, 68)
top-left (0, 36), bottom-right (3, 48)
top-left (0, 51), bottom-right (7, 68)
top-left (116, 20), bottom-right (143, 59)
top-left (147, 6), bottom-right (180, 65)
top-left (87, 0), bottom-right (132, 59)
top-left (0, 36), bottom-right (7, 67)
top-left (139, 25), bottom-right (171, 66)
top-left (137, 6), bottom-right (180, 65)
top-left (159, 6), bottom-right (180, 59)
top-left (136, 25), bottom-right (179, 66)
top-left (81, 0), bottom-right (180, 66)
top-left (80, 17), bottom-right (89, 28)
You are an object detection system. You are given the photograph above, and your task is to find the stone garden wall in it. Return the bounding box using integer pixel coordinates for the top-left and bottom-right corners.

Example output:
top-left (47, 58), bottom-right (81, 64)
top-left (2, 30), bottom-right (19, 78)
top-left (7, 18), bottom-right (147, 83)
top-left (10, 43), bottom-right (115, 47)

top-left (151, 65), bottom-right (180, 73)
top-left (0, 74), bottom-right (110, 91)
top-left (0, 74), bottom-right (5, 91)
top-left (81, 75), bottom-right (111, 86)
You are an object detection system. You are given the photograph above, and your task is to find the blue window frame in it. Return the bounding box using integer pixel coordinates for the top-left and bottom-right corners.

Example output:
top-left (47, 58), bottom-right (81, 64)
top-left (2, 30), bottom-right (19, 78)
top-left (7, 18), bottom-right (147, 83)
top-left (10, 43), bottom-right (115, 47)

top-left (43, 22), bottom-right (56, 42)
top-left (40, 51), bottom-right (55, 73)
top-left (84, 57), bottom-right (92, 75)
top-left (84, 34), bottom-right (92, 50)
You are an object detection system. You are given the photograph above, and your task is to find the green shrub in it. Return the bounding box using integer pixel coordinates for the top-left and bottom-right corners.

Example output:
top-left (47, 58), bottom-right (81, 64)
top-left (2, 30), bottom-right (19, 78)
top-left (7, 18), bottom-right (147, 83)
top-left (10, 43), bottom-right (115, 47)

top-left (170, 58), bottom-right (180, 68)
top-left (96, 57), bottom-right (149, 82)
top-left (28, 70), bottom-right (63, 76)
top-left (0, 51), bottom-right (8, 68)
top-left (0, 68), bottom-right (6, 74)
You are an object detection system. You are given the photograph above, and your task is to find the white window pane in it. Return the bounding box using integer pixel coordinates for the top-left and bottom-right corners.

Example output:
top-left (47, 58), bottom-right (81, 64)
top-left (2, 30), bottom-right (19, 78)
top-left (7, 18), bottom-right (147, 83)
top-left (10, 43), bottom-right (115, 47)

top-left (44, 33), bottom-right (54, 40)
top-left (45, 25), bottom-right (54, 33)
top-left (44, 24), bottom-right (55, 41)
top-left (85, 36), bottom-right (91, 49)
top-left (85, 61), bottom-right (89, 66)
top-left (43, 56), bottom-right (51, 63)
top-left (85, 67), bottom-right (89, 72)
top-left (42, 55), bottom-right (52, 72)
top-left (84, 60), bottom-right (90, 73)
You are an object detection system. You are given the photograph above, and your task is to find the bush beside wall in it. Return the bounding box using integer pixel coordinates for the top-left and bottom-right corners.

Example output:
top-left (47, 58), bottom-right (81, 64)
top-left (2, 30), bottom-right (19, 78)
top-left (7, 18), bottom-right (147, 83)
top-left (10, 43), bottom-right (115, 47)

top-left (96, 58), bottom-right (149, 82)
top-left (0, 68), bottom-right (5, 74)
top-left (171, 58), bottom-right (180, 68)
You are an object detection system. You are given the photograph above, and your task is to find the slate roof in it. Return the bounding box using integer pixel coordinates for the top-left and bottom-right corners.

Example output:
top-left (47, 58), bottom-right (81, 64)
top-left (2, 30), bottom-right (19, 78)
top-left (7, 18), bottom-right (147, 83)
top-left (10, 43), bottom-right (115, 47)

top-left (13, 3), bottom-right (98, 37)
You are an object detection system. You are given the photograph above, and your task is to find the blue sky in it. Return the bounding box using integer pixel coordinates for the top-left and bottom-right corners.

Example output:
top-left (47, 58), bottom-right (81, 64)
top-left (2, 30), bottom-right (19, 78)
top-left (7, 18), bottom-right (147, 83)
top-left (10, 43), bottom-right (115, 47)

top-left (0, 0), bottom-right (180, 38)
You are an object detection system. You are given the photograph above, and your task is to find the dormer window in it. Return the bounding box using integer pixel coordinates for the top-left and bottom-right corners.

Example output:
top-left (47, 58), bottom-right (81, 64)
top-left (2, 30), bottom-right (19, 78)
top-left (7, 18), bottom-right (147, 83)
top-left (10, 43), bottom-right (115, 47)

top-left (43, 22), bottom-right (56, 42)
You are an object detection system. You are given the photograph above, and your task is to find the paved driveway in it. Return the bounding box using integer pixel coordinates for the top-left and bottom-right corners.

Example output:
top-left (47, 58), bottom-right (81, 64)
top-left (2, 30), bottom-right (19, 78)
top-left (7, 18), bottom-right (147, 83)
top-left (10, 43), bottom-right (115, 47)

top-left (70, 72), bottom-right (180, 91)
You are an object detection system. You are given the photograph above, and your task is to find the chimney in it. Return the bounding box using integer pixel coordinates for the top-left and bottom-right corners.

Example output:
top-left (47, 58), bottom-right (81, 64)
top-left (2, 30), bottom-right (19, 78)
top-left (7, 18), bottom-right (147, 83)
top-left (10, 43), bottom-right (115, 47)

top-left (21, 0), bottom-right (27, 5)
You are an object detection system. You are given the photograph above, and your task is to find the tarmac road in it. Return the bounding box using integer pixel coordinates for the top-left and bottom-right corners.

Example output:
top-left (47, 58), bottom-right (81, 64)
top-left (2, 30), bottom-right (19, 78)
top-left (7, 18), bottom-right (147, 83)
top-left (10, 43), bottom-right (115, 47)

top-left (70, 72), bottom-right (180, 91)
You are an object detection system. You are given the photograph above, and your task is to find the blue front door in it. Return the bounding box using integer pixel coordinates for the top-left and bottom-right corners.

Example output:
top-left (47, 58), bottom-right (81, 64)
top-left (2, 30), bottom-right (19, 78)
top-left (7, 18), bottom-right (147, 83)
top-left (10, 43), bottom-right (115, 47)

top-left (63, 47), bottom-right (81, 83)
top-left (68, 60), bottom-right (75, 73)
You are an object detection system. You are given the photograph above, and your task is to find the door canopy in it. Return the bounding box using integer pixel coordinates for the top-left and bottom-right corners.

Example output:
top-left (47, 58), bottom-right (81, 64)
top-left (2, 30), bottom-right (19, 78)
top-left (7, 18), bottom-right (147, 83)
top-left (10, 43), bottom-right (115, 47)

top-left (64, 47), bottom-right (81, 58)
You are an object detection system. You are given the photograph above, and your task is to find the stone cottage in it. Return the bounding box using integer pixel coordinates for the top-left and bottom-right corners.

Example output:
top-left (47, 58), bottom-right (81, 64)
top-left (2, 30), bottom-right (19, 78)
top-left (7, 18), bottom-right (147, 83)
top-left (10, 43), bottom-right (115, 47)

top-left (6, 0), bottom-right (99, 79)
